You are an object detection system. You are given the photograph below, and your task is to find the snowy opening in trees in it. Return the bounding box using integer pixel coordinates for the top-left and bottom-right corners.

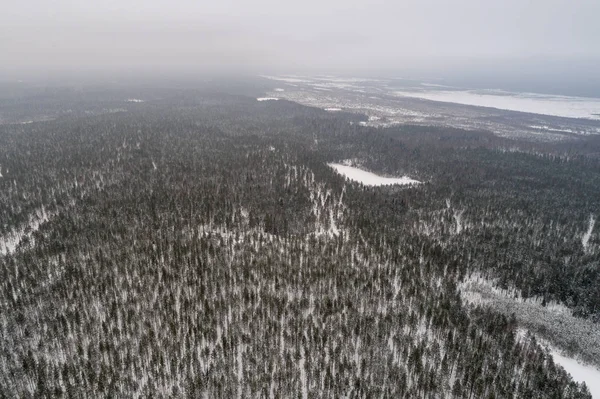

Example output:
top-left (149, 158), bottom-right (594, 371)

top-left (328, 163), bottom-right (420, 186)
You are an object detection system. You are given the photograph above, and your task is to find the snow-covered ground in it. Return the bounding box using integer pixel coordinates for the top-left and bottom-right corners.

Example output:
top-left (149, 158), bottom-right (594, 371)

top-left (324, 107), bottom-right (342, 111)
top-left (328, 163), bottom-right (420, 186)
top-left (257, 97), bottom-right (280, 102)
top-left (126, 99), bottom-right (144, 103)
top-left (394, 89), bottom-right (600, 120)
top-left (551, 349), bottom-right (600, 398)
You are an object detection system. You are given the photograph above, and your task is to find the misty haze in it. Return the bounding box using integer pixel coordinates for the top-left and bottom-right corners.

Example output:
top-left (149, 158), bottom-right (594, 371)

top-left (1, 1), bottom-right (600, 398)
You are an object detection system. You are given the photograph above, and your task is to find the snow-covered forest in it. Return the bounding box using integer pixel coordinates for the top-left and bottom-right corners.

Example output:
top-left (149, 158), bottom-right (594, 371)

top-left (0, 81), bottom-right (598, 398)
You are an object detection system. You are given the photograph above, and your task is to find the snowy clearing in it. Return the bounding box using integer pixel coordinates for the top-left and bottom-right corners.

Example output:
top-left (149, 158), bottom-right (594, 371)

top-left (394, 89), bottom-right (600, 120)
top-left (328, 163), bottom-right (420, 186)
top-left (257, 97), bottom-right (280, 102)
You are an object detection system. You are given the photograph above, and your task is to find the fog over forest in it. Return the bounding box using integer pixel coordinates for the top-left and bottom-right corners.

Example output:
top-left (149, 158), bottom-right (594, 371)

top-left (3, 0), bottom-right (600, 95)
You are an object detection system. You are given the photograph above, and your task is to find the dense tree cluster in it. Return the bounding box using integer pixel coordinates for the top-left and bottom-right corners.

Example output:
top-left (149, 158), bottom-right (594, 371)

top-left (0, 84), bottom-right (596, 397)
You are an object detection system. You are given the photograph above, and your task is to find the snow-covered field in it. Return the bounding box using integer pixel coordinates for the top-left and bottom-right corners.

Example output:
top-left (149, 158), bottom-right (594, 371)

top-left (328, 163), bottom-right (420, 186)
top-left (126, 99), bottom-right (144, 103)
top-left (394, 89), bottom-right (600, 120)
top-left (257, 97), bottom-right (280, 102)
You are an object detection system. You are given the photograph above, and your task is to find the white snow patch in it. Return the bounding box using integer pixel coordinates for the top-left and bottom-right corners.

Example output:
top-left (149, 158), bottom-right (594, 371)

top-left (274, 88), bottom-right (285, 92)
top-left (260, 75), bottom-right (311, 83)
top-left (328, 163), bottom-right (420, 186)
top-left (257, 97), bottom-right (280, 102)
top-left (0, 208), bottom-right (53, 256)
top-left (126, 98), bottom-right (145, 103)
top-left (324, 107), bottom-right (342, 111)
top-left (582, 214), bottom-right (595, 252)
top-left (421, 82), bottom-right (454, 88)
top-left (299, 347), bottom-right (308, 399)
top-left (529, 125), bottom-right (580, 134)
top-left (460, 273), bottom-right (573, 315)
top-left (453, 210), bottom-right (465, 234)
top-left (328, 208), bottom-right (340, 236)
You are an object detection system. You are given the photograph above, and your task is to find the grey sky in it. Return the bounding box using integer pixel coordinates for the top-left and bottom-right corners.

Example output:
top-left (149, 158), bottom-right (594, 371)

top-left (2, 0), bottom-right (600, 74)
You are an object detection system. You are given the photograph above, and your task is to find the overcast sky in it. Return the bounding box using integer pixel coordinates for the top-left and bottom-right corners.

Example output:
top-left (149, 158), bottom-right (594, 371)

top-left (2, 0), bottom-right (600, 75)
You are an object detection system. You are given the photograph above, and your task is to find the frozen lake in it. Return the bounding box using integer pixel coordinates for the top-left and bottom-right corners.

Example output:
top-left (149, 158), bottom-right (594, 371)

top-left (394, 88), bottom-right (600, 120)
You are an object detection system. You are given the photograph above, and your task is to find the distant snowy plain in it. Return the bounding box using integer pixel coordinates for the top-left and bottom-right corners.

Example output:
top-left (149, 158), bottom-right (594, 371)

top-left (261, 74), bottom-right (600, 140)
